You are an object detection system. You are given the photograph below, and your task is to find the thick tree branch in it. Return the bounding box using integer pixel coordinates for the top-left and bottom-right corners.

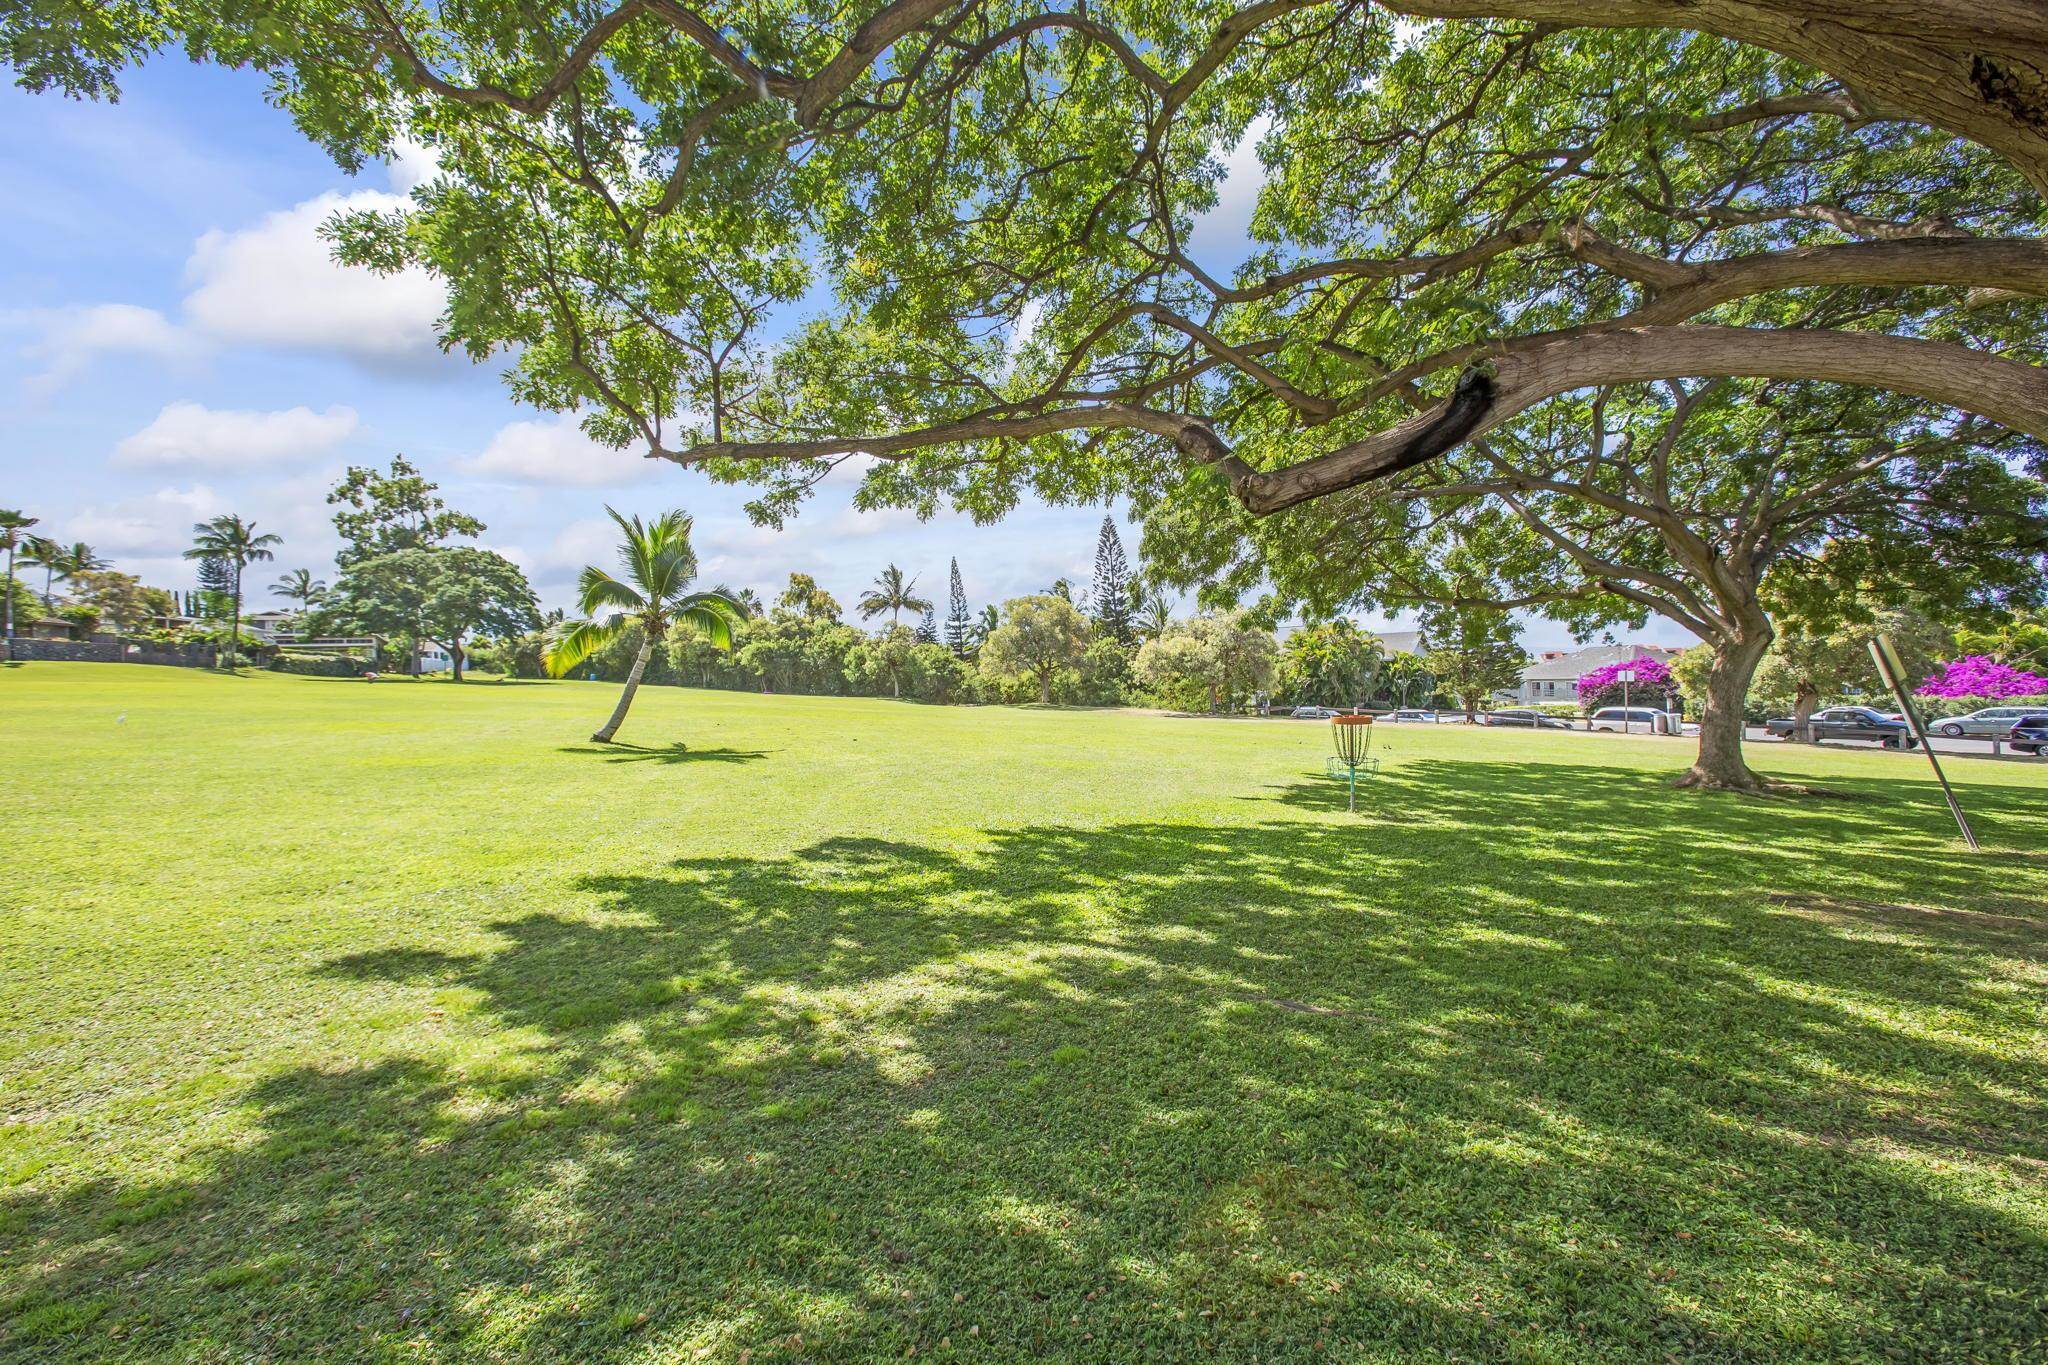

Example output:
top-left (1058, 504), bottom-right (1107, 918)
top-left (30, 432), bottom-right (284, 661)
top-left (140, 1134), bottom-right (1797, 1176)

top-left (1237, 326), bottom-right (2048, 512)
top-left (1379, 0), bottom-right (2048, 195)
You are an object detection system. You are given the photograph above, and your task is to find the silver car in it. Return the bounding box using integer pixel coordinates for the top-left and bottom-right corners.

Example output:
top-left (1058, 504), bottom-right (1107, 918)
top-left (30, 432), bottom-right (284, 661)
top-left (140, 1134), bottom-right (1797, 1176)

top-left (1931, 706), bottom-right (2041, 738)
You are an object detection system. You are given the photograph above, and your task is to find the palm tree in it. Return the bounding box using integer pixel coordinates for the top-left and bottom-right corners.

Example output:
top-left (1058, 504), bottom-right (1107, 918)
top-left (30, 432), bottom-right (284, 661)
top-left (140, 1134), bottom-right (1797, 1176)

top-left (54, 543), bottom-right (106, 598)
top-left (1135, 590), bottom-right (1172, 641)
top-left (271, 568), bottom-right (327, 612)
top-left (182, 515), bottom-right (281, 669)
top-left (0, 510), bottom-right (39, 641)
top-left (22, 536), bottom-right (60, 610)
top-left (544, 507), bottom-right (749, 743)
top-left (856, 563), bottom-right (932, 625)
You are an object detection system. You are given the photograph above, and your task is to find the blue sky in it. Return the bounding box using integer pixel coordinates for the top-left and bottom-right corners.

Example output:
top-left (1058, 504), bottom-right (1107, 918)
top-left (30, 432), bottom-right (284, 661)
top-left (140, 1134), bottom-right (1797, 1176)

top-left (0, 62), bottom-right (1692, 649)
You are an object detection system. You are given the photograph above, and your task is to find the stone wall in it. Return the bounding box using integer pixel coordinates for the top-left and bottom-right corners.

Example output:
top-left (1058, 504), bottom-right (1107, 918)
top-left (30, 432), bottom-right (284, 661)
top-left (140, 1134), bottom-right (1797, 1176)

top-left (4, 638), bottom-right (218, 668)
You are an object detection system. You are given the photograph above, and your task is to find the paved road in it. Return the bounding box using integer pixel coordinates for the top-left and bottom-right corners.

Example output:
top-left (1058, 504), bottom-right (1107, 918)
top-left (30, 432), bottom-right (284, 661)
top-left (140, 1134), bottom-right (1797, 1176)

top-left (1741, 725), bottom-right (2041, 763)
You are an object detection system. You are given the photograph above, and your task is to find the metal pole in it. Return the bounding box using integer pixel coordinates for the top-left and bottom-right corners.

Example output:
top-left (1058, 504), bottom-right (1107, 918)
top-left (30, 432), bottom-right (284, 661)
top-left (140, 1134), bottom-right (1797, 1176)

top-left (1623, 675), bottom-right (1630, 734)
top-left (1869, 635), bottom-right (1978, 851)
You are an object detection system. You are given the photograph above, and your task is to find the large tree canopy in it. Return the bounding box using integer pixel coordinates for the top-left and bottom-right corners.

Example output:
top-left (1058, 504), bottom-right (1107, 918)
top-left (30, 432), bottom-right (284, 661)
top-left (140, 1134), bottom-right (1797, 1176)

top-left (8, 1), bottom-right (2046, 514)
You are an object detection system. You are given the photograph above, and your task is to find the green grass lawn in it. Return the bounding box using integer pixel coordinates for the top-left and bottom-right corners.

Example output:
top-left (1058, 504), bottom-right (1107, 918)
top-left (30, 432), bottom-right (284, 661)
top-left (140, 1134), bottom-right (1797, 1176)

top-left (3, 663), bottom-right (2046, 1361)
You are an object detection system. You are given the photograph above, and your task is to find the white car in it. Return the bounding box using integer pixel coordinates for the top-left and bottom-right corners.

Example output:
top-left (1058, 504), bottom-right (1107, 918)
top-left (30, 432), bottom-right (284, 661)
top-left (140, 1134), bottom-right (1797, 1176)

top-left (1589, 706), bottom-right (1678, 733)
top-left (1289, 705), bottom-right (1338, 719)
top-left (1386, 709), bottom-right (1438, 723)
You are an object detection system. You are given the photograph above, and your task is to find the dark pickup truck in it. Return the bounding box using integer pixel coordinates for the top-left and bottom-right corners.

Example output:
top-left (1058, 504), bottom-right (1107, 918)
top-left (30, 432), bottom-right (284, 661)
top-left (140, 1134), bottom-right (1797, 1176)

top-left (1764, 706), bottom-right (1919, 749)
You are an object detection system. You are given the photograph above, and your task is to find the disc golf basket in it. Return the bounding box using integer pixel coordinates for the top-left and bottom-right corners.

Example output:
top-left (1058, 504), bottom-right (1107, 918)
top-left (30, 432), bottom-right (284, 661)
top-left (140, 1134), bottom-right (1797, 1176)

top-left (1327, 714), bottom-right (1379, 812)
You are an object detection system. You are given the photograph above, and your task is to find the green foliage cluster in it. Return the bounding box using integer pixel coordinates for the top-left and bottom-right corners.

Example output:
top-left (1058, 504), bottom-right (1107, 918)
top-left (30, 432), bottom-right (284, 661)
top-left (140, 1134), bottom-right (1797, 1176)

top-left (269, 652), bottom-right (367, 678)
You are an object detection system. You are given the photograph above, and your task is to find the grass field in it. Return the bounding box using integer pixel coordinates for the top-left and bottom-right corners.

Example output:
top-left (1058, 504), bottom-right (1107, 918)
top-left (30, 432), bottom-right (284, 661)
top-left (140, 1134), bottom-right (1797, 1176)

top-left (2, 663), bottom-right (2046, 1361)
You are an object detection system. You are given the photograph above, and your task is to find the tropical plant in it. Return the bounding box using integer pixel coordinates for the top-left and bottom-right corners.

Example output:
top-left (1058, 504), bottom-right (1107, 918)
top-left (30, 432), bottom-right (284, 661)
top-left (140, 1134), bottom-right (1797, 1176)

top-left (544, 508), bottom-right (748, 742)
top-left (272, 568), bottom-right (328, 612)
top-left (182, 515), bottom-right (280, 669)
top-left (856, 564), bottom-right (931, 625)
top-left (1133, 591), bottom-right (1172, 642)
top-left (21, 536), bottom-right (60, 609)
top-left (1279, 621), bottom-right (1385, 708)
top-left (0, 510), bottom-right (38, 640)
top-left (48, 542), bottom-right (107, 607)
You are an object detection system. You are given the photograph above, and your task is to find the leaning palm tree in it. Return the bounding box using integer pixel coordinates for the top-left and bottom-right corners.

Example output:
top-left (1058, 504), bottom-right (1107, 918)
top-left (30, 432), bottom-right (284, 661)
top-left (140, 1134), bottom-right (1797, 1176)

top-left (22, 536), bottom-right (61, 609)
top-left (182, 514), bottom-right (281, 670)
top-left (271, 567), bottom-right (327, 612)
top-left (0, 510), bottom-right (39, 641)
top-left (856, 563), bottom-right (931, 625)
top-left (544, 508), bottom-right (748, 744)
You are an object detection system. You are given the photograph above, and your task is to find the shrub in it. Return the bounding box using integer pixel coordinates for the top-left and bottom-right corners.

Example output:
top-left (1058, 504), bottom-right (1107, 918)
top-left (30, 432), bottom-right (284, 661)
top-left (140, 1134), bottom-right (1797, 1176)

top-left (271, 653), bottom-right (366, 677)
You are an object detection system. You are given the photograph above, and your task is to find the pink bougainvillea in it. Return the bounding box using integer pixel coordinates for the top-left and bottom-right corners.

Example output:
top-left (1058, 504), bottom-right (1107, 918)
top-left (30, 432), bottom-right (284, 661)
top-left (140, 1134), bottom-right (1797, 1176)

top-left (1576, 657), bottom-right (1675, 698)
top-left (1916, 655), bottom-right (2048, 699)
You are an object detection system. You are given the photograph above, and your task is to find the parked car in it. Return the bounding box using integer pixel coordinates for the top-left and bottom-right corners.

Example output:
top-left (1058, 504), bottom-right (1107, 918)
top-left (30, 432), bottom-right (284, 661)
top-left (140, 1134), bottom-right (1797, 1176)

top-left (1764, 706), bottom-right (1920, 748)
top-left (1289, 705), bottom-right (1338, 719)
top-left (1587, 706), bottom-right (1674, 733)
top-left (1385, 709), bottom-right (1438, 723)
top-left (1485, 708), bottom-right (1573, 730)
top-left (1930, 705), bottom-right (2044, 738)
top-left (2008, 714), bottom-right (2048, 755)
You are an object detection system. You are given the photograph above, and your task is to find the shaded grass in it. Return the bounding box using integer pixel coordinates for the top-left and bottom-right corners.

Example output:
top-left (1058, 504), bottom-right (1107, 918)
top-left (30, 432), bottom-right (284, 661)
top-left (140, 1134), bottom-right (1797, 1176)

top-left (2, 664), bottom-right (2046, 1360)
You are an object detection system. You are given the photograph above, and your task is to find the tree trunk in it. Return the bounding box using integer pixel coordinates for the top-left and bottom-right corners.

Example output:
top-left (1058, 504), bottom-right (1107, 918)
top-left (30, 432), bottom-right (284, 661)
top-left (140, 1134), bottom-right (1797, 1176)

top-left (1675, 625), bottom-right (1772, 791)
top-left (1791, 682), bottom-right (1820, 744)
top-left (227, 574), bottom-right (241, 671)
top-left (450, 637), bottom-right (466, 683)
top-left (592, 635), bottom-right (654, 743)
top-left (3, 545), bottom-right (14, 640)
top-left (1039, 668), bottom-right (1052, 704)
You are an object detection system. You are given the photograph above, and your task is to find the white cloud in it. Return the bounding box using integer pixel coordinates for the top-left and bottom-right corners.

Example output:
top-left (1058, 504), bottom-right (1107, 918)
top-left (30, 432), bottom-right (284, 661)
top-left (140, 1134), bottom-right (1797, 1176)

top-left (538, 517), bottom-right (625, 577)
top-left (460, 413), bottom-right (661, 487)
top-left (1186, 114), bottom-right (1275, 267)
top-left (386, 137), bottom-right (440, 195)
top-left (64, 485), bottom-right (226, 557)
top-left (182, 190), bottom-right (446, 363)
top-left (114, 401), bottom-right (358, 471)
top-left (7, 303), bottom-right (197, 393)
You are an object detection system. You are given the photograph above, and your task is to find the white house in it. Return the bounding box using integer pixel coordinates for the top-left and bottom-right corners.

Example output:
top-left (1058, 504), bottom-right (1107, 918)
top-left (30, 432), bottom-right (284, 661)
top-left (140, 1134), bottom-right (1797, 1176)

top-left (1510, 643), bottom-right (1683, 706)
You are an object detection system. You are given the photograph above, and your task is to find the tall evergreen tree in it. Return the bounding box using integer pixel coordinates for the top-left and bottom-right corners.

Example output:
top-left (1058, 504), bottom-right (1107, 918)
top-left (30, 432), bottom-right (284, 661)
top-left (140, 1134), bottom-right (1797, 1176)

top-left (915, 605), bottom-right (939, 645)
top-left (195, 555), bottom-right (233, 595)
top-left (944, 558), bottom-right (972, 657)
top-left (1088, 516), bottom-right (1135, 644)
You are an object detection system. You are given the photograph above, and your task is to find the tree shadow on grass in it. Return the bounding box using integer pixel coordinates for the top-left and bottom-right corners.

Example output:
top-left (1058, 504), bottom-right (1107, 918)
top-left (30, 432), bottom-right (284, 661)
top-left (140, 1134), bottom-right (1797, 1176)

top-left (556, 742), bottom-right (772, 766)
top-left (5, 756), bottom-right (2047, 1359)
